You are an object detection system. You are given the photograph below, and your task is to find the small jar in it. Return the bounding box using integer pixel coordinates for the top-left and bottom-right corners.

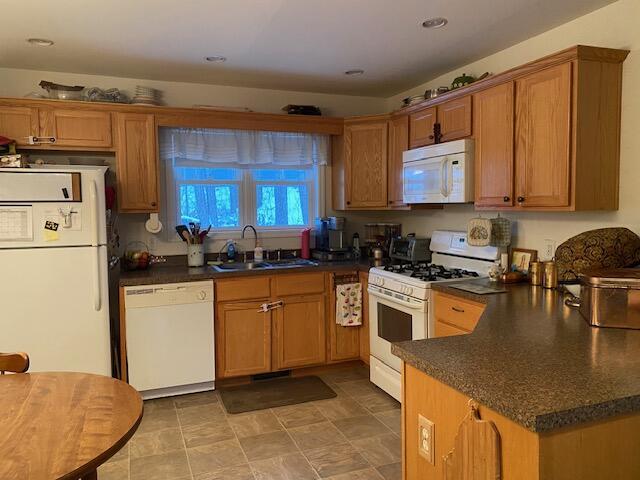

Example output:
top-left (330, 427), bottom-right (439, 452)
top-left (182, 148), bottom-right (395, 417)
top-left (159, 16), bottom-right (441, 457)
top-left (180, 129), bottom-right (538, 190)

top-left (187, 244), bottom-right (205, 267)
top-left (529, 261), bottom-right (543, 286)
top-left (543, 260), bottom-right (558, 289)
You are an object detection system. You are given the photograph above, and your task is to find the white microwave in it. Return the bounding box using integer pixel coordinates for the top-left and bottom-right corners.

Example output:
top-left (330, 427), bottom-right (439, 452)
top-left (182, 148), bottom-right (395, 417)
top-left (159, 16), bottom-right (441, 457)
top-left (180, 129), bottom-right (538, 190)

top-left (402, 139), bottom-right (474, 204)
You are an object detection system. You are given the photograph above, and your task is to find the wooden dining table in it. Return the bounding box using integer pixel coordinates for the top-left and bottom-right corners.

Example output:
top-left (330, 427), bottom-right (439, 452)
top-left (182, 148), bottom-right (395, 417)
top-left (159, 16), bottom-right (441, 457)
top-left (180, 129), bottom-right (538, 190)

top-left (0, 372), bottom-right (143, 480)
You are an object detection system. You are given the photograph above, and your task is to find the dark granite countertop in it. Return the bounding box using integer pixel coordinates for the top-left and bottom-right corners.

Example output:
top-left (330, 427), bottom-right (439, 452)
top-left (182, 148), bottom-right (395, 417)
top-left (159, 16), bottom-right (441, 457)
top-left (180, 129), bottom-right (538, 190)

top-left (392, 280), bottom-right (640, 433)
top-left (119, 258), bottom-right (375, 286)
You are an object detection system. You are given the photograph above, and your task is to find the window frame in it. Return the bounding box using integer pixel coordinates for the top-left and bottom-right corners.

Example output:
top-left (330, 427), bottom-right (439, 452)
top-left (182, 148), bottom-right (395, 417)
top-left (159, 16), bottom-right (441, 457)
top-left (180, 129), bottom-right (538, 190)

top-left (164, 163), bottom-right (325, 241)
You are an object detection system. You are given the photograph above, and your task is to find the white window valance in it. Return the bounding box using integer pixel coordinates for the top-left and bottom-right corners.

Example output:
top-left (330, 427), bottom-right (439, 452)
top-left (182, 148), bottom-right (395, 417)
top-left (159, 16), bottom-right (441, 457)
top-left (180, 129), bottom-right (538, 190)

top-left (159, 127), bottom-right (329, 167)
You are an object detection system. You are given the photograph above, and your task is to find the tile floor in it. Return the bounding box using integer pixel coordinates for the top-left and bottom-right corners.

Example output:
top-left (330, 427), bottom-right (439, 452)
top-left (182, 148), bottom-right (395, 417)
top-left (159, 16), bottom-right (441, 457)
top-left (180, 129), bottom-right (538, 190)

top-left (100, 365), bottom-right (401, 480)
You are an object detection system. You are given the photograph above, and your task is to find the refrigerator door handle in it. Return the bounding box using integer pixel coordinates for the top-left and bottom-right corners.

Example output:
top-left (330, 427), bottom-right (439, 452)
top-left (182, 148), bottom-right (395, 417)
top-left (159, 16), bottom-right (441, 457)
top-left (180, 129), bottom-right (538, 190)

top-left (89, 179), bottom-right (99, 247)
top-left (93, 247), bottom-right (102, 312)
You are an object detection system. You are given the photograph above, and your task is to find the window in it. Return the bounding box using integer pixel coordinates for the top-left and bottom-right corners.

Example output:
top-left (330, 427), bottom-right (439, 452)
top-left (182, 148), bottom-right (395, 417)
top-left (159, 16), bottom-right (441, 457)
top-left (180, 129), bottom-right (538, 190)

top-left (160, 128), bottom-right (328, 235)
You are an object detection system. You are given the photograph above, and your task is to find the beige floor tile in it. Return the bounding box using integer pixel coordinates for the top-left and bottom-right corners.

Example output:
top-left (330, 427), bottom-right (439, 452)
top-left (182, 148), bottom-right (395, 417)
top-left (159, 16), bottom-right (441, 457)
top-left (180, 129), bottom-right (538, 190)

top-left (250, 453), bottom-right (318, 480)
top-left (313, 397), bottom-right (368, 422)
top-left (351, 434), bottom-right (401, 468)
top-left (187, 438), bottom-right (247, 474)
top-left (130, 449), bottom-right (191, 480)
top-left (376, 462), bottom-right (401, 480)
top-left (182, 419), bottom-right (236, 448)
top-left (239, 431), bottom-right (297, 462)
top-left (332, 415), bottom-right (389, 440)
top-left (356, 392), bottom-right (400, 414)
top-left (98, 458), bottom-right (129, 480)
top-left (320, 368), bottom-right (368, 384)
top-left (327, 468), bottom-right (384, 479)
top-left (174, 390), bottom-right (219, 409)
top-left (137, 407), bottom-right (180, 434)
top-left (303, 443), bottom-right (369, 479)
top-left (178, 402), bottom-right (227, 426)
top-left (194, 463), bottom-right (255, 480)
top-left (374, 410), bottom-right (401, 435)
top-left (144, 397), bottom-right (177, 413)
top-left (337, 380), bottom-right (381, 399)
top-left (228, 410), bottom-right (283, 438)
top-left (288, 421), bottom-right (347, 452)
top-left (130, 427), bottom-right (184, 458)
top-left (273, 403), bottom-right (326, 429)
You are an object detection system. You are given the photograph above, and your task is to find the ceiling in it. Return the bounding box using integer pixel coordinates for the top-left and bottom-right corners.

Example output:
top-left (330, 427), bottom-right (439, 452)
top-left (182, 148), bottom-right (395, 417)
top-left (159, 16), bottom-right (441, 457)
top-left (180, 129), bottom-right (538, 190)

top-left (0, 0), bottom-right (616, 97)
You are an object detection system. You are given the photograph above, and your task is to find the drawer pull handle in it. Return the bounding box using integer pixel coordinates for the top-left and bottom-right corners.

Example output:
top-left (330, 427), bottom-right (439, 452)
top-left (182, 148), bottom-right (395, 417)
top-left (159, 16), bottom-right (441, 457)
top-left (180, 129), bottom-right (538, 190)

top-left (451, 306), bottom-right (465, 313)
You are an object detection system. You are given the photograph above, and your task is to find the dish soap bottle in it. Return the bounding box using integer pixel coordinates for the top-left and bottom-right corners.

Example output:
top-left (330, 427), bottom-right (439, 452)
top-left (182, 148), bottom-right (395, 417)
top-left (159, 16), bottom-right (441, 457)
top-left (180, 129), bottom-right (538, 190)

top-left (254, 241), bottom-right (264, 262)
top-left (226, 240), bottom-right (237, 262)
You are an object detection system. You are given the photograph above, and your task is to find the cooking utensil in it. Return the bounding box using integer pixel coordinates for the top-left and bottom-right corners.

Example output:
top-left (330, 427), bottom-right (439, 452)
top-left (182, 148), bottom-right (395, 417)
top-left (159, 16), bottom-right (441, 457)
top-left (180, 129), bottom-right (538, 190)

top-left (424, 87), bottom-right (449, 99)
top-left (39, 80), bottom-right (84, 100)
top-left (175, 225), bottom-right (191, 243)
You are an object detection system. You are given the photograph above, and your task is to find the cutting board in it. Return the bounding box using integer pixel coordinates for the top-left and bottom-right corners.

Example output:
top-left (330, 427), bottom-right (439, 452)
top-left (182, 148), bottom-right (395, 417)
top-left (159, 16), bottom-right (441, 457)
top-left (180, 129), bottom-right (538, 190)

top-left (443, 403), bottom-right (502, 480)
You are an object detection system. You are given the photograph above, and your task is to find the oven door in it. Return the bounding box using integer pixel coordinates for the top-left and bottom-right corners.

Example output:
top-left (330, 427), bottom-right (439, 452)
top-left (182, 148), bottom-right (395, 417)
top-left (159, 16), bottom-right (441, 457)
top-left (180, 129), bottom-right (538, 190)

top-left (368, 285), bottom-right (428, 373)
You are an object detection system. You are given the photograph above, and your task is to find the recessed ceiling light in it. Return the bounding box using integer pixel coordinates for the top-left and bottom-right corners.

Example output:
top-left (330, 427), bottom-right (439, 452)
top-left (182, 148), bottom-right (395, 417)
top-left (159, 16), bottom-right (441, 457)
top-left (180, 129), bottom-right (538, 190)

top-left (205, 55), bottom-right (227, 63)
top-left (422, 17), bottom-right (448, 29)
top-left (345, 69), bottom-right (364, 76)
top-left (26, 38), bottom-right (54, 47)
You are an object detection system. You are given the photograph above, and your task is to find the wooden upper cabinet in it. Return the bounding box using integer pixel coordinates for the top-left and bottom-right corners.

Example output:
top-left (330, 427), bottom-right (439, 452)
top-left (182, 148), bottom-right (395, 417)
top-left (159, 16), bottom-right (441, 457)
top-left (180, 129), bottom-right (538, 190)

top-left (409, 107), bottom-right (436, 148)
top-left (38, 109), bottom-right (112, 148)
top-left (438, 96), bottom-right (472, 142)
top-left (387, 115), bottom-right (409, 207)
top-left (216, 301), bottom-right (272, 378)
top-left (515, 63), bottom-right (572, 208)
top-left (273, 294), bottom-right (326, 370)
top-left (474, 83), bottom-right (515, 207)
top-left (0, 106), bottom-right (39, 146)
top-left (344, 120), bottom-right (388, 208)
top-left (115, 113), bottom-right (159, 213)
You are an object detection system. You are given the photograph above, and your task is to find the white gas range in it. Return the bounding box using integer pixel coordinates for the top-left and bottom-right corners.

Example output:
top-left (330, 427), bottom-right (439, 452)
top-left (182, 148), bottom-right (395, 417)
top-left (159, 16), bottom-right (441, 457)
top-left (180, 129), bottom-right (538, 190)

top-left (368, 230), bottom-right (499, 401)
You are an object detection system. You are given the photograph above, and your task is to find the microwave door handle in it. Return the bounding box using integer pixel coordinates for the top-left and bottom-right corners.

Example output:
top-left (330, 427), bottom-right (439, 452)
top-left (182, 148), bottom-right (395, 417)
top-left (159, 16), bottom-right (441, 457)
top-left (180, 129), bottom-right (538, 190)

top-left (440, 157), bottom-right (448, 197)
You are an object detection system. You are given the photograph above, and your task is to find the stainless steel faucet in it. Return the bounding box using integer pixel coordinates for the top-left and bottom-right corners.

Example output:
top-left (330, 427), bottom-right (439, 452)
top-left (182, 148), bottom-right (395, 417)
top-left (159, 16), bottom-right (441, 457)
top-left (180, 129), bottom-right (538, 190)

top-left (241, 225), bottom-right (258, 250)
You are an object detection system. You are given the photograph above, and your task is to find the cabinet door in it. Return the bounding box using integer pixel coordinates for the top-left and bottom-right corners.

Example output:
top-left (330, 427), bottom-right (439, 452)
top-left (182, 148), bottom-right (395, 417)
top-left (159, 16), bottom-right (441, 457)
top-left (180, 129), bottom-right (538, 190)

top-left (474, 83), bottom-right (515, 207)
top-left (437, 96), bottom-right (472, 142)
top-left (274, 294), bottom-right (326, 369)
top-left (0, 106), bottom-right (39, 146)
top-left (39, 109), bottom-right (112, 148)
top-left (216, 301), bottom-right (272, 378)
top-left (515, 63), bottom-right (572, 207)
top-left (115, 113), bottom-right (159, 212)
top-left (328, 273), bottom-right (360, 363)
top-left (409, 107), bottom-right (436, 148)
top-left (387, 115), bottom-right (409, 207)
top-left (345, 121), bottom-right (388, 208)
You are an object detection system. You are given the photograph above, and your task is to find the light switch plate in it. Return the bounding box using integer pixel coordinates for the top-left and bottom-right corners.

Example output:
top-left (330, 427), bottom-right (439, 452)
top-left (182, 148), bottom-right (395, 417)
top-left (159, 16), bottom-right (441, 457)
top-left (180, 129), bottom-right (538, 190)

top-left (418, 414), bottom-right (435, 465)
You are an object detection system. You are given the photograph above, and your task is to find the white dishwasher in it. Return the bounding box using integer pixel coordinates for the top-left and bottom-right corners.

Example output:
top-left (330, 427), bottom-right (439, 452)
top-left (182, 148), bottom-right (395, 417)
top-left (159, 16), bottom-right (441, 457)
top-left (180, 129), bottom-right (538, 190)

top-left (124, 281), bottom-right (215, 399)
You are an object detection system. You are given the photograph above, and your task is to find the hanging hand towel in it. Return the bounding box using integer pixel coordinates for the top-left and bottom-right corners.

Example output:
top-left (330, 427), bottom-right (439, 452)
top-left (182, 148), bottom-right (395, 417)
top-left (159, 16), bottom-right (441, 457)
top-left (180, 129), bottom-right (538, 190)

top-left (335, 283), bottom-right (362, 327)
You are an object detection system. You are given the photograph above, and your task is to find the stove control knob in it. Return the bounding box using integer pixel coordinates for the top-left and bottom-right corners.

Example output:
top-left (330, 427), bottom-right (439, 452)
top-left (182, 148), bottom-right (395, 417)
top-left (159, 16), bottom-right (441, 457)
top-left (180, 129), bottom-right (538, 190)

top-left (405, 287), bottom-right (413, 295)
top-left (378, 278), bottom-right (385, 286)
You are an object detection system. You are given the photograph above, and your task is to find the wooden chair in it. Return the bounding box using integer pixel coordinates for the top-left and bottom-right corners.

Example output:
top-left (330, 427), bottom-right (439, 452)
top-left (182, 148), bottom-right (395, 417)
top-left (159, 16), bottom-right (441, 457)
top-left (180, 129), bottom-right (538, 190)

top-left (0, 352), bottom-right (30, 374)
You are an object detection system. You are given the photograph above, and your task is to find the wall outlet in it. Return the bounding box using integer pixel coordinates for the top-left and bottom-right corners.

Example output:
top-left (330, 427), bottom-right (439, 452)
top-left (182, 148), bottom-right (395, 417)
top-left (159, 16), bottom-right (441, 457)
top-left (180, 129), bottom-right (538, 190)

top-left (543, 239), bottom-right (556, 260)
top-left (418, 414), bottom-right (435, 465)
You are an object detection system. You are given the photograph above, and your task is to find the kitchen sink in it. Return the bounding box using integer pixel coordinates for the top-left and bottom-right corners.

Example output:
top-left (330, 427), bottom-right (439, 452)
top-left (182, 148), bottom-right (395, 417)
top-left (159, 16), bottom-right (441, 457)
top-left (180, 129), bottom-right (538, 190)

top-left (211, 259), bottom-right (318, 272)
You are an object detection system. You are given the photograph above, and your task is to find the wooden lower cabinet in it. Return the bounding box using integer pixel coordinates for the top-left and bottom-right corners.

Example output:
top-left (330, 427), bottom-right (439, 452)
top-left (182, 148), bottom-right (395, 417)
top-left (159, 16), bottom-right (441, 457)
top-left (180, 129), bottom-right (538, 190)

top-left (403, 364), bottom-right (640, 479)
top-left (274, 294), bottom-right (326, 369)
top-left (432, 291), bottom-right (484, 338)
top-left (216, 300), bottom-right (272, 378)
top-left (328, 272), bottom-right (361, 363)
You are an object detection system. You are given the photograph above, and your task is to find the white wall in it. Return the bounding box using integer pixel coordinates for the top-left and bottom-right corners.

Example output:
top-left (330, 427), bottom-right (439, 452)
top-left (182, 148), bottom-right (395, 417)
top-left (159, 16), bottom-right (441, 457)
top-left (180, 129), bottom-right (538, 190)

top-left (369, 0), bottom-right (640, 260)
top-left (0, 67), bottom-right (385, 118)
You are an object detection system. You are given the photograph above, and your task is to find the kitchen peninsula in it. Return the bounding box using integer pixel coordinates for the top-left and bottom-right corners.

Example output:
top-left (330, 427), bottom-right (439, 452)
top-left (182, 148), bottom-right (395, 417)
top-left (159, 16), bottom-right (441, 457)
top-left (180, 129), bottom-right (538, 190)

top-left (393, 281), bottom-right (640, 480)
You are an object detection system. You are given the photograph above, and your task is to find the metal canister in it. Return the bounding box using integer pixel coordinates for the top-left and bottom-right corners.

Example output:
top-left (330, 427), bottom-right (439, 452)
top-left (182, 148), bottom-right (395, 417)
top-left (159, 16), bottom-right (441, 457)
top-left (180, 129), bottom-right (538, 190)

top-left (530, 261), bottom-right (543, 286)
top-left (543, 260), bottom-right (558, 289)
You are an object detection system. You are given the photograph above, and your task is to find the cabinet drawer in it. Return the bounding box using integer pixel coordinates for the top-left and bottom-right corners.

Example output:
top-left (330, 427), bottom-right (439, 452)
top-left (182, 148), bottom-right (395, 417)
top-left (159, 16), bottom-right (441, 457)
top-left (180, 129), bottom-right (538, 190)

top-left (433, 291), bottom-right (484, 332)
top-left (273, 272), bottom-right (326, 296)
top-left (434, 320), bottom-right (470, 338)
top-left (216, 276), bottom-right (271, 301)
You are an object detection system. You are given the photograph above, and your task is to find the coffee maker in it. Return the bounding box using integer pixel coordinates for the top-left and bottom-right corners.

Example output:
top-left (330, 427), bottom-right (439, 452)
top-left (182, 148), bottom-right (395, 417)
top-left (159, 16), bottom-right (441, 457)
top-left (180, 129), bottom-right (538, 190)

top-left (312, 216), bottom-right (352, 261)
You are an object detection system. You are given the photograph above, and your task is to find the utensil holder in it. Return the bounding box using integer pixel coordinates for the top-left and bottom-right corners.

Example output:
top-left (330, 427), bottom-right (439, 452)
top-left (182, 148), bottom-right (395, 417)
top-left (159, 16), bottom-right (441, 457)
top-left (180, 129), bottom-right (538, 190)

top-left (187, 244), bottom-right (205, 267)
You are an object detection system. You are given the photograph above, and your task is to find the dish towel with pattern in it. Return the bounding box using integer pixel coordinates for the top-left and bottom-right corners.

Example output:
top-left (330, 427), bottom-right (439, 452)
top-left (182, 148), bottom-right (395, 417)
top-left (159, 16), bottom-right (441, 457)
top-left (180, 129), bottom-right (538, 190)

top-left (335, 283), bottom-right (362, 326)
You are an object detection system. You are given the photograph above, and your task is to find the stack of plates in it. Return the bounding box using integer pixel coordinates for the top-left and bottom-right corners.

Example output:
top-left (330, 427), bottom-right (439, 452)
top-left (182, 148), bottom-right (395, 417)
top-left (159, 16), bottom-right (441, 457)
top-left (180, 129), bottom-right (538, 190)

top-left (131, 86), bottom-right (162, 105)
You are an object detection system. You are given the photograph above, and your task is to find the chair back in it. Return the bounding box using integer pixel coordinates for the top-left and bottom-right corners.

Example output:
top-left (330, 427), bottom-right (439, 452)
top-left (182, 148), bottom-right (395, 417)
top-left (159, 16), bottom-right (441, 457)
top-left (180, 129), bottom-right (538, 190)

top-left (0, 352), bottom-right (30, 374)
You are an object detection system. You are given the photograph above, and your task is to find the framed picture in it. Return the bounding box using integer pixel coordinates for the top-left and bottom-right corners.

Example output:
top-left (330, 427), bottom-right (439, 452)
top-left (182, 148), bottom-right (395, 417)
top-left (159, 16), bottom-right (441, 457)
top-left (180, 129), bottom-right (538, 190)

top-left (511, 248), bottom-right (538, 274)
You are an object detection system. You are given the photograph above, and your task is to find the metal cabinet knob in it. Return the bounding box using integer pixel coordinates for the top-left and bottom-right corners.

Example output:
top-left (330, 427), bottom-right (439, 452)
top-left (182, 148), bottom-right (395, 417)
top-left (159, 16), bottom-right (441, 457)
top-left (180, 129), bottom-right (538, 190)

top-left (503, 196), bottom-right (510, 202)
top-left (517, 196), bottom-right (525, 203)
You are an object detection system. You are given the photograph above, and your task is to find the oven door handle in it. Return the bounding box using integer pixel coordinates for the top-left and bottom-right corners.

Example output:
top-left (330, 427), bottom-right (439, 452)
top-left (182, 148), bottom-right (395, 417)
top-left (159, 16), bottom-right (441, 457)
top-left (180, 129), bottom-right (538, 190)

top-left (368, 287), bottom-right (425, 310)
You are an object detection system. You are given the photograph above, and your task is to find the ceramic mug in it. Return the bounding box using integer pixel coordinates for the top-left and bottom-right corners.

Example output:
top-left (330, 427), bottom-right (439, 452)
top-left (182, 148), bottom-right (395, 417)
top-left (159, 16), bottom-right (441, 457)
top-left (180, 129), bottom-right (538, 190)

top-left (187, 244), bottom-right (205, 267)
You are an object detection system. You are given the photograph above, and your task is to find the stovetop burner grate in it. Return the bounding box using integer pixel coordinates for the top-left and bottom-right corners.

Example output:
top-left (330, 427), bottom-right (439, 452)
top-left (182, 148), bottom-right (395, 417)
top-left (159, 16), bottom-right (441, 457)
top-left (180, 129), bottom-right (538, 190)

top-left (382, 262), bottom-right (480, 282)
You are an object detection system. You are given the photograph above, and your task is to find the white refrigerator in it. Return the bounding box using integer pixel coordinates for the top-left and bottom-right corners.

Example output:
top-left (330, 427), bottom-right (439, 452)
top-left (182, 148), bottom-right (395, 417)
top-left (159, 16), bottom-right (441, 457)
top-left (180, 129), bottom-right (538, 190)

top-left (0, 166), bottom-right (112, 375)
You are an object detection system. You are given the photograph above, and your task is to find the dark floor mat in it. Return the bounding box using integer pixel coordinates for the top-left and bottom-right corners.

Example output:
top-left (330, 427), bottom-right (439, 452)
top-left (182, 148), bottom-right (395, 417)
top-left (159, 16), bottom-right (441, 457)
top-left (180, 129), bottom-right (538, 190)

top-left (219, 375), bottom-right (337, 414)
